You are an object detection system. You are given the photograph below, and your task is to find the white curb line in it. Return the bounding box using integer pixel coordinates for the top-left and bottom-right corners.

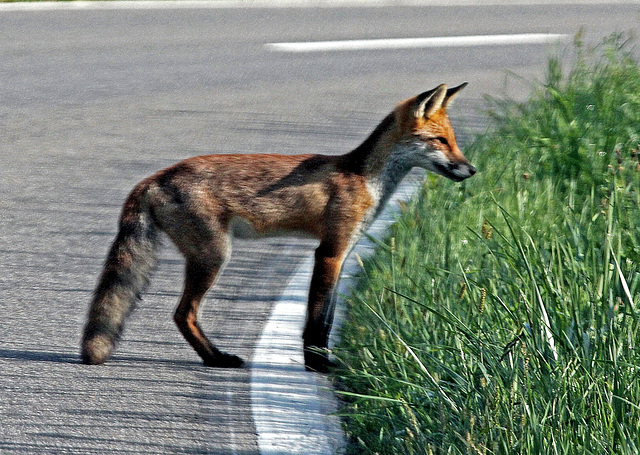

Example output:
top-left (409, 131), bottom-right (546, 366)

top-left (250, 170), bottom-right (425, 454)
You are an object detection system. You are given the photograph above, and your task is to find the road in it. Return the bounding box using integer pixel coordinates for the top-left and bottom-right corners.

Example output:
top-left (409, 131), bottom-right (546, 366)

top-left (1, 2), bottom-right (638, 453)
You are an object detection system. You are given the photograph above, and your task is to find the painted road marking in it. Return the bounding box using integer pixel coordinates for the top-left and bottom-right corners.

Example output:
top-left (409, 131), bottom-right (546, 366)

top-left (266, 33), bottom-right (568, 52)
top-left (0, 1), bottom-right (635, 11)
top-left (250, 254), bottom-right (338, 455)
top-left (250, 171), bottom-right (423, 454)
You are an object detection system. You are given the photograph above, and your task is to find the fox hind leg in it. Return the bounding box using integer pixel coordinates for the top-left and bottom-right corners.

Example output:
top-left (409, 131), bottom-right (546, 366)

top-left (173, 245), bottom-right (244, 368)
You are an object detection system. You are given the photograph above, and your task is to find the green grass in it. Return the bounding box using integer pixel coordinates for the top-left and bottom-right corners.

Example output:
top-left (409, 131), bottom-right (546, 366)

top-left (334, 34), bottom-right (640, 455)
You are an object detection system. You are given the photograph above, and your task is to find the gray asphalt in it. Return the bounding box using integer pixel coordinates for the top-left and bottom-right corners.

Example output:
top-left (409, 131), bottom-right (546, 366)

top-left (1, 2), bottom-right (638, 453)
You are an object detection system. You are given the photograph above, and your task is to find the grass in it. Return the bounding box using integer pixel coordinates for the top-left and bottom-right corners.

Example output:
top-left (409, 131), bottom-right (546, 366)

top-left (333, 34), bottom-right (640, 455)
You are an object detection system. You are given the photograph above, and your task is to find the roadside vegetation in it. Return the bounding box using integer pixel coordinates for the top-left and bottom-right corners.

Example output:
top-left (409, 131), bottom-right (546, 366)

top-left (334, 34), bottom-right (640, 454)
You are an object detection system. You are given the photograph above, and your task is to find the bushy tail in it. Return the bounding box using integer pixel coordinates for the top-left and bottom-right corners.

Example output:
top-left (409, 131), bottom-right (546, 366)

top-left (81, 183), bottom-right (159, 365)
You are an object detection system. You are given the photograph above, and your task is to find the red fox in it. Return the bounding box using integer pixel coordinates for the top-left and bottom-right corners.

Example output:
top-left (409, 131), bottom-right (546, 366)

top-left (81, 83), bottom-right (475, 372)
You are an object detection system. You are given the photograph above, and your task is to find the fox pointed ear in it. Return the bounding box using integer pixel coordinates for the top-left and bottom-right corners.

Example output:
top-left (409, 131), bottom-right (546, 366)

top-left (444, 82), bottom-right (468, 108)
top-left (415, 84), bottom-right (447, 119)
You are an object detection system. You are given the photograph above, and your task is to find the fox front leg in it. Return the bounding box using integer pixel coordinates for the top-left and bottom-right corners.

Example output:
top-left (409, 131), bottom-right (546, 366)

top-left (302, 241), bottom-right (347, 372)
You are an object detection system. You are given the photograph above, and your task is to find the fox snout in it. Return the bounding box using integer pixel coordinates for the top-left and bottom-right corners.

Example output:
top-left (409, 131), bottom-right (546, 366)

top-left (436, 160), bottom-right (477, 182)
top-left (452, 161), bottom-right (477, 181)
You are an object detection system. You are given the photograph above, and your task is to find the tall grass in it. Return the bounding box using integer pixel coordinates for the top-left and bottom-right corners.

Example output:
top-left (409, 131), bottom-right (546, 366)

top-left (334, 34), bottom-right (640, 455)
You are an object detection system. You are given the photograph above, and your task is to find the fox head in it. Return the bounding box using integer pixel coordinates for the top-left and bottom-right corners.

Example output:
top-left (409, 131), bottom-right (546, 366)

top-left (396, 83), bottom-right (476, 182)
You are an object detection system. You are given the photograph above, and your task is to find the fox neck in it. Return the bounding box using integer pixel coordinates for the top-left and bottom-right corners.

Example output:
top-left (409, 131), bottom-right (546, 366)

top-left (366, 144), bottom-right (416, 219)
top-left (341, 113), bottom-right (414, 214)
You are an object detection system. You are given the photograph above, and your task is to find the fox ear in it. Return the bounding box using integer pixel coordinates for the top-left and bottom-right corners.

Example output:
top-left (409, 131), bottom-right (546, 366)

top-left (444, 82), bottom-right (468, 107)
top-left (415, 84), bottom-right (447, 119)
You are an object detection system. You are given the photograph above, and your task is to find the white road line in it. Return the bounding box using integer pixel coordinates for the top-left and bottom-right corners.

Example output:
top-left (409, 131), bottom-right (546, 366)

top-left (0, 1), bottom-right (635, 12)
top-left (250, 171), bottom-right (423, 455)
top-left (250, 254), bottom-right (338, 455)
top-left (266, 33), bottom-right (568, 52)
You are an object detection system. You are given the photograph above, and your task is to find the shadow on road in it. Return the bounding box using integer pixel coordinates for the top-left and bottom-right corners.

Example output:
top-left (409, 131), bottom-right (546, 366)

top-left (0, 349), bottom-right (79, 364)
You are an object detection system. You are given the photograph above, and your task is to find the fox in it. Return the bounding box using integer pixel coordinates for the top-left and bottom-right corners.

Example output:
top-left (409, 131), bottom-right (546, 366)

top-left (81, 83), bottom-right (476, 372)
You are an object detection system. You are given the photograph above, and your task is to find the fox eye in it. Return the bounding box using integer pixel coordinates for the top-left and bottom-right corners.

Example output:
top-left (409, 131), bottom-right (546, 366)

top-left (433, 136), bottom-right (449, 146)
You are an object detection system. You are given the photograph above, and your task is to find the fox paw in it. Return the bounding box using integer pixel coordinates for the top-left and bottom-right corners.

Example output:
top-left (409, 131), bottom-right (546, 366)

top-left (203, 353), bottom-right (245, 369)
top-left (304, 347), bottom-right (335, 373)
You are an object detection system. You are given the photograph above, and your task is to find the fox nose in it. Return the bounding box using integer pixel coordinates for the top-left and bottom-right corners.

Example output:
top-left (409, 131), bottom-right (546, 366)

top-left (450, 162), bottom-right (476, 181)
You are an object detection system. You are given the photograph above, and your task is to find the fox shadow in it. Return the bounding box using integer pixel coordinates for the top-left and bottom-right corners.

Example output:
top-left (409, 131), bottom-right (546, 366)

top-left (0, 348), bottom-right (79, 364)
top-left (0, 348), bottom-right (210, 368)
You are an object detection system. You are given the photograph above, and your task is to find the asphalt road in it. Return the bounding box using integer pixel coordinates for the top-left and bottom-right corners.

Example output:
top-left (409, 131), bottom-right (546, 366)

top-left (1, 2), bottom-right (639, 453)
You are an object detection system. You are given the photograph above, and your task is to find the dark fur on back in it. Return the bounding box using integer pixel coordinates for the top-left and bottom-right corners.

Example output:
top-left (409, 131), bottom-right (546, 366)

top-left (339, 113), bottom-right (396, 175)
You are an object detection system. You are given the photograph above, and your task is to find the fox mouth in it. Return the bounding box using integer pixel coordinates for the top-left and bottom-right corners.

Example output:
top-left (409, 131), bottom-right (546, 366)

top-left (434, 162), bottom-right (477, 182)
